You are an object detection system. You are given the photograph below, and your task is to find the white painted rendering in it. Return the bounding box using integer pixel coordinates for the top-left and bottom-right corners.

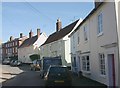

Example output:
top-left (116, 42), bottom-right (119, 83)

top-left (41, 19), bottom-right (81, 67)
top-left (70, 2), bottom-right (119, 86)
top-left (18, 33), bottom-right (47, 63)
top-left (114, 1), bottom-right (120, 87)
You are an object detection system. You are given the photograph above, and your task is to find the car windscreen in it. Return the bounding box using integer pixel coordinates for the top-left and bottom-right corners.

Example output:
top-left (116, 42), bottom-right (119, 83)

top-left (49, 67), bottom-right (68, 74)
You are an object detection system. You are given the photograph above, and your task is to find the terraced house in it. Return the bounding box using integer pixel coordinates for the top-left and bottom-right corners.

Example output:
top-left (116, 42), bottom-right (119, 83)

top-left (18, 29), bottom-right (47, 63)
top-left (69, 1), bottom-right (120, 87)
top-left (40, 19), bottom-right (82, 67)
top-left (2, 34), bottom-right (27, 60)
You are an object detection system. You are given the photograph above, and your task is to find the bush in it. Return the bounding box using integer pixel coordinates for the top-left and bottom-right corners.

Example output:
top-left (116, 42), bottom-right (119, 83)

top-left (29, 54), bottom-right (40, 61)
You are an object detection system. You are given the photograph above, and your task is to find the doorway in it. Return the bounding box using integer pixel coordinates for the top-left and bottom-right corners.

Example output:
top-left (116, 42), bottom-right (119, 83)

top-left (107, 54), bottom-right (116, 87)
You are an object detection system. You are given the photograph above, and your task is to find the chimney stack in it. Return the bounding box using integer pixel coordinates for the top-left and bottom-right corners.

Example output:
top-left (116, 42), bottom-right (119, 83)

top-left (94, 0), bottom-right (103, 8)
top-left (29, 30), bottom-right (33, 38)
top-left (56, 18), bottom-right (62, 32)
top-left (20, 33), bottom-right (23, 38)
top-left (10, 36), bottom-right (13, 41)
top-left (37, 28), bottom-right (40, 38)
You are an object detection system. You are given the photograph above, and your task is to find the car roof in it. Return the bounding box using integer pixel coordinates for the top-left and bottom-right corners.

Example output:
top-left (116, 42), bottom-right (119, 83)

top-left (49, 65), bottom-right (67, 68)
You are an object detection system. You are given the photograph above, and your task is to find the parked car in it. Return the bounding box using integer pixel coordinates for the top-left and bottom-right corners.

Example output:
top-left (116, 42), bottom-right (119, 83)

top-left (10, 60), bottom-right (22, 66)
top-left (44, 65), bottom-right (72, 86)
top-left (30, 59), bottom-right (41, 71)
top-left (2, 58), bottom-right (10, 65)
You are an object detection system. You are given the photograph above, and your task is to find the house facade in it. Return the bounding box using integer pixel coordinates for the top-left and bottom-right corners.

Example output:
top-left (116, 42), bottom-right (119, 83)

top-left (69, 1), bottom-right (119, 87)
top-left (18, 29), bottom-right (47, 63)
top-left (40, 19), bottom-right (81, 67)
top-left (2, 33), bottom-right (27, 60)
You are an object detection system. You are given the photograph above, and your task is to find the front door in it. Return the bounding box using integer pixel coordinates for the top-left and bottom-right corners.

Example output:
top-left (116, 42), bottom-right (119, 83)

top-left (107, 54), bottom-right (116, 87)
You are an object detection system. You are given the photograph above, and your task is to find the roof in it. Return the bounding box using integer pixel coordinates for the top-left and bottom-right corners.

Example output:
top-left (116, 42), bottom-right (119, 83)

top-left (19, 35), bottom-right (38, 48)
top-left (42, 19), bottom-right (79, 46)
top-left (72, 2), bottom-right (104, 35)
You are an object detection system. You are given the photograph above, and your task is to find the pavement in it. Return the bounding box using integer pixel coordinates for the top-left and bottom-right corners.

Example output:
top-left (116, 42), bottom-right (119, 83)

top-left (72, 74), bottom-right (107, 87)
top-left (0, 63), bottom-right (23, 83)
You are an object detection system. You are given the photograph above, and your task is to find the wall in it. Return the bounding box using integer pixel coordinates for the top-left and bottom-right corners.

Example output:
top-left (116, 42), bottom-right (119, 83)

top-left (70, 2), bottom-right (118, 86)
top-left (18, 45), bottom-right (39, 63)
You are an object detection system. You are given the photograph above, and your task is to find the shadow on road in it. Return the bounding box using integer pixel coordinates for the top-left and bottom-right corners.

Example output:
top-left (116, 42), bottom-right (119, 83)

top-left (2, 71), bottom-right (45, 87)
top-left (18, 64), bottom-right (31, 72)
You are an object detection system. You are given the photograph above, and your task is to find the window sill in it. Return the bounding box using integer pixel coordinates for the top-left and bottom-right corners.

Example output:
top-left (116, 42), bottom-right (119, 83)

top-left (84, 40), bottom-right (88, 44)
top-left (100, 75), bottom-right (106, 78)
top-left (82, 71), bottom-right (91, 75)
top-left (97, 32), bottom-right (103, 37)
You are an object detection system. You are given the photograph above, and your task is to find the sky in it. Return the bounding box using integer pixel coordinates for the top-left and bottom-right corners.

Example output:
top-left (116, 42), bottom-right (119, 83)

top-left (2, 1), bottom-right (94, 42)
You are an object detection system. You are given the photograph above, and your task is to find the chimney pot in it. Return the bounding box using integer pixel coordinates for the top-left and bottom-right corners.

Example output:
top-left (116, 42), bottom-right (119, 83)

top-left (10, 36), bottom-right (13, 41)
top-left (56, 18), bottom-right (62, 32)
top-left (20, 33), bottom-right (23, 38)
top-left (29, 30), bottom-right (33, 38)
top-left (37, 28), bottom-right (40, 38)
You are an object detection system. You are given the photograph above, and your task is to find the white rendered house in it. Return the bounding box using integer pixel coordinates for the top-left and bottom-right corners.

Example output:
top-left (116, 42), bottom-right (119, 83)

top-left (40, 19), bottom-right (81, 67)
top-left (69, 1), bottom-right (120, 87)
top-left (18, 29), bottom-right (47, 63)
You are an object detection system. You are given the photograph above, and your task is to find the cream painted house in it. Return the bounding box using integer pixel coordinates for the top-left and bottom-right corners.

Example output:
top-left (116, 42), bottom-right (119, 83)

top-left (69, 1), bottom-right (120, 87)
top-left (18, 29), bottom-right (47, 63)
top-left (40, 19), bottom-right (81, 67)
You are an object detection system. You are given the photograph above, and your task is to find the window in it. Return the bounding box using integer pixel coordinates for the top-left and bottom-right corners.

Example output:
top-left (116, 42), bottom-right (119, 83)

top-left (15, 41), bottom-right (17, 46)
top-left (15, 47), bottom-right (17, 53)
top-left (83, 25), bottom-right (88, 41)
top-left (6, 44), bottom-right (7, 47)
top-left (6, 49), bottom-right (7, 54)
top-left (13, 48), bottom-right (14, 53)
top-left (99, 53), bottom-right (106, 75)
top-left (97, 13), bottom-right (103, 34)
top-left (77, 32), bottom-right (80, 44)
top-left (73, 57), bottom-right (76, 67)
top-left (82, 56), bottom-right (90, 71)
top-left (13, 42), bottom-right (14, 46)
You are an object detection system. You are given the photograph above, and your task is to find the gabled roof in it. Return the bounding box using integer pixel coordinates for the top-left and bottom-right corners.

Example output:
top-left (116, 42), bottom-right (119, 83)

top-left (42, 19), bottom-right (79, 46)
top-left (19, 35), bottom-right (38, 48)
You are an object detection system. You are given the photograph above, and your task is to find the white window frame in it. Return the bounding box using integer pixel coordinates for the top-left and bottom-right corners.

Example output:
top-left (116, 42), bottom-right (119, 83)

top-left (15, 41), bottom-right (17, 46)
top-left (15, 47), bottom-right (17, 53)
top-left (97, 12), bottom-right (103, 35)
top-left (77, 32), bottom-right (80, 44)
top-left (13, 42), bottom-right (14, 46)
top-left (82, 55), bottom-right (90, 71)
top-left (99, 53), bottom-right (106, 76)
top-left (6, 49), bottom-right (7, 54)
top-left (83, 25), bottom-right (88, 41)
top-left (13, 48), bottom-right (14, 53)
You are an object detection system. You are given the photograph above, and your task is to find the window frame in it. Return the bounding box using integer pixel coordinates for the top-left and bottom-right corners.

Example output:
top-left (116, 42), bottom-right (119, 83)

top-left (99, 53), bottom-right (106, 76)
top-left (82, 55), bottom-right (90, 71)
top-left (83, 25), bottom-right (88, 41)
top-left (97, 12), bottom-right (103, 35)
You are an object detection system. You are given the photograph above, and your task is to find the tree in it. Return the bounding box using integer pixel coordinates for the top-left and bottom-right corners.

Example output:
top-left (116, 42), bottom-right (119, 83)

top-left (29, 54), bottom-right (40, 61)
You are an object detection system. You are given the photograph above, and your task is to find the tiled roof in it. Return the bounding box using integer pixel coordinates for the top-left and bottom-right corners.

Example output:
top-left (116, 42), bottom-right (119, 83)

top-left (42, 19), bottom-right (79, 46)
top-left (19, 35), bottom-right (38, 48)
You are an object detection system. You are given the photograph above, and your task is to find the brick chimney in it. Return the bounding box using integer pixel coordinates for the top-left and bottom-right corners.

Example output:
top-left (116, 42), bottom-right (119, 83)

top-left (20, 33), bottom-right (23, 38)
top-left (29, 30), bottom-right (33, 38)
top-left (37, 28), bottom-right (40, 38)
top-left (56, 18), bottom-right (62, 32)
top-left (10, 36), bottom-right (13, 41)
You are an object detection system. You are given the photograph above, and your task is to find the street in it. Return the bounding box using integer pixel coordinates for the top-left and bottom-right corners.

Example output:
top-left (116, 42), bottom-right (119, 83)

top-left (1, 64), bottom-right (107, 88)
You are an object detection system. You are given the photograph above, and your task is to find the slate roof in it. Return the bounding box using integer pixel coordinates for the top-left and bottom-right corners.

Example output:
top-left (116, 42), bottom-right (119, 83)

top-left (42, 19), bottom-right (79, 46)
top-left (19, 35), bottom-right (38, 48)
